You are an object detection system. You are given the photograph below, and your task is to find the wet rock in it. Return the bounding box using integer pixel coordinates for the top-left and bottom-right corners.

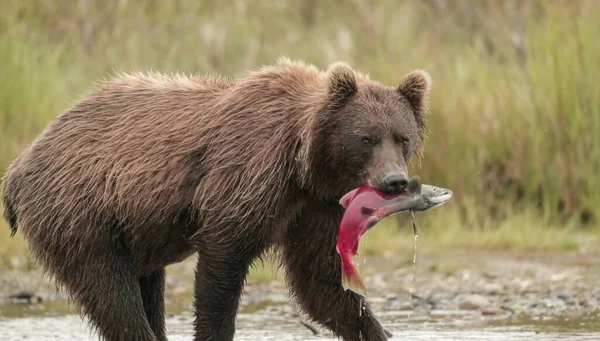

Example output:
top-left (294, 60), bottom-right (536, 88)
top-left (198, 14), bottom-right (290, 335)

top-left (385, 293), bottom-right (399, 302)
top-left (512, 278), bottom-right (533, 292)
top-left (540, 297), bottom-right (567, 309)
top-left (549, 271), bottom-right (572, 282)
top-left (7, 291), bottom-right (42, 304)
top-left (481, 306), bottom-right (505, 316)
top-left (481, 272), bottom-right (498, 280)
top-left (499, 305), bottom-right (515, 314)
top-left (459, 294), bottom-right (490, 310)
top-left (483, 283), bottom-right (503, 295)
top-left (556, 294), bottom-right (568, 300)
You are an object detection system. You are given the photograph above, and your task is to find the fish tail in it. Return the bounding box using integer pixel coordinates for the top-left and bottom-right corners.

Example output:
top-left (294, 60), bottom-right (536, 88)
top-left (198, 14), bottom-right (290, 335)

top-left (341, 269), bottom-right (367, 297)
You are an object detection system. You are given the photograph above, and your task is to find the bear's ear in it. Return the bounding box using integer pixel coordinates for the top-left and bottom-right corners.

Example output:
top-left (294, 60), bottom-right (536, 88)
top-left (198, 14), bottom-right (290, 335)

top-left (325, 62), bottom-right (358, 110)
top-left (397, 69), bottom-right (432, 123)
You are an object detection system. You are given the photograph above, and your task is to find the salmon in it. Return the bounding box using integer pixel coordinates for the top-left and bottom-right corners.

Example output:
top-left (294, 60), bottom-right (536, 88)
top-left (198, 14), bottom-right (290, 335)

top-left (335, 176), bottom-right (452, 296)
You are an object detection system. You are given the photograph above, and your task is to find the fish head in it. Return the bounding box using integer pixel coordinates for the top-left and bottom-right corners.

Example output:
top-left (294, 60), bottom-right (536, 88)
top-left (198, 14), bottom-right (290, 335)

top-left (419, 184), bottom-right (453, 211)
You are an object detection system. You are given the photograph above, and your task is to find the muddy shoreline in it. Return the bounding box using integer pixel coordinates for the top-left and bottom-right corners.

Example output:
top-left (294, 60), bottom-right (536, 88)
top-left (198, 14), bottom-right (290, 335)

top-left (1, 250), bottom-right (599, 337)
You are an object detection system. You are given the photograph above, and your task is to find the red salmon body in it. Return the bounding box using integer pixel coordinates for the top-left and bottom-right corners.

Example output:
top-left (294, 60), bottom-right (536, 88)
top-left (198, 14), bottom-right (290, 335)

top-left (336, 186), bottom-right (408, 296)
top-left (335, 176), bottom-right (453, 297)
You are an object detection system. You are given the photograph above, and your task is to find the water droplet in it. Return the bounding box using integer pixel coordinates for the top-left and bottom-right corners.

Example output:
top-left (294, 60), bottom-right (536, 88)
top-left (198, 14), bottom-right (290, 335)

top-left (359, 299), bottom-right (363, 317)
top-left (407, 211), bottom-right (419, 318)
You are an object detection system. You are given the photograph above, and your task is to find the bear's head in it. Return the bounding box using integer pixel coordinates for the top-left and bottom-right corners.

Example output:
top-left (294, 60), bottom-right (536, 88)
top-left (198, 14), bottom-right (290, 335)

top-left (301, 62), bottom-right (432, 201)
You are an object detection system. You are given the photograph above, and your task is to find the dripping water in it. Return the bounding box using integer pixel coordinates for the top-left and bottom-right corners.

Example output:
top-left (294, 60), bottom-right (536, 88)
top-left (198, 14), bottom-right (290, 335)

top-left (358, 298), bottom-right (364, 341)
top-left (359, 298), bottom-right (363, 317)
top-left (407, 210), bottom-right (419, 317)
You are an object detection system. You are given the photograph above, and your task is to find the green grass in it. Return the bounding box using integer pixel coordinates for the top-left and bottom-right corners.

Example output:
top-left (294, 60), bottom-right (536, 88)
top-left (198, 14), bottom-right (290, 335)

top-left (358, 207), bottom-right (595, 257)
top-left (1, 0), bottom-right (600, 270)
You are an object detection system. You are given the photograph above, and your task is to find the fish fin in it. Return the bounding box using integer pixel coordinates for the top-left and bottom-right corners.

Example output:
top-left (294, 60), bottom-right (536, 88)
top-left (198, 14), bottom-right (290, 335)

top-left (341, 270), bottom-right (367, 297)
top-left (339, 188), bottom-right (360, 208)
top-left (361, 206), bottom-right (378, 215)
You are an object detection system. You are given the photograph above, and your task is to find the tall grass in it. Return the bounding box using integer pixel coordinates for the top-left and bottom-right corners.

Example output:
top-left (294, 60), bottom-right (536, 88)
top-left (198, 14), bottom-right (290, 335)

top-left (1, 0), bottom-right (599, 267)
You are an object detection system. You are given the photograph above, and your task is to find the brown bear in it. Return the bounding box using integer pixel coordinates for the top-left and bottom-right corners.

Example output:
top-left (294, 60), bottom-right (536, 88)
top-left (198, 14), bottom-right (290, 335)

top-left (1, 57), bottom-right (431, 341)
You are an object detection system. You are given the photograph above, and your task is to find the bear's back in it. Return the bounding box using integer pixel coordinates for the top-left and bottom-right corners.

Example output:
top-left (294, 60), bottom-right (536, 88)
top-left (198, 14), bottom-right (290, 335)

top-left (8, 72), bottom-right (237, 232)
top-left (5, 65), bottom-right (319, 238)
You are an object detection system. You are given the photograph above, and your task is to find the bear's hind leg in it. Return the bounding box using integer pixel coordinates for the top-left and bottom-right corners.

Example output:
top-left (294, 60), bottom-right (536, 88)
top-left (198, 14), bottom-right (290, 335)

top-left (139, 268), bottom-right (167, 341)
top-left (53, 239), bottom-right (157, 341)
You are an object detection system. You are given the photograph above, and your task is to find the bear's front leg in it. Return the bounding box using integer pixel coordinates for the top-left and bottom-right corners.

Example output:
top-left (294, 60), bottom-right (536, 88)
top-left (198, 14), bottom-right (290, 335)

top-left (192, 231), bottom-right (265, 341)
top-left (283, 199), bottom-right (389, 341)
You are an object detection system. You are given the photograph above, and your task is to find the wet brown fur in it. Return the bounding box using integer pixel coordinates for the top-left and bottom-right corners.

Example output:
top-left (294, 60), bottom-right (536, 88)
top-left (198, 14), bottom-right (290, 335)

top-left (1, 57), bottom-right (431, 341)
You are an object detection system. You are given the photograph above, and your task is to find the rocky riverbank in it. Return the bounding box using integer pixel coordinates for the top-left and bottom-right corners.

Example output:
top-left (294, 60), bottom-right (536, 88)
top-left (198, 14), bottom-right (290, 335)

top-left (2, 250), bottom-right (599, 333)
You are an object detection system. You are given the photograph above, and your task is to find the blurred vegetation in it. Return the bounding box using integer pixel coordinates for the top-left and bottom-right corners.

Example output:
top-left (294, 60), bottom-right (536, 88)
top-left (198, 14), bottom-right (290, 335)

top-left (1, 0), bottom-right (599, 269)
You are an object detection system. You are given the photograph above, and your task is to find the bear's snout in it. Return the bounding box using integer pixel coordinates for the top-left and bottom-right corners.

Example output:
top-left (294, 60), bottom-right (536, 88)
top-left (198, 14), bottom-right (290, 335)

top-left (379, 171), bottom-right (409, 194)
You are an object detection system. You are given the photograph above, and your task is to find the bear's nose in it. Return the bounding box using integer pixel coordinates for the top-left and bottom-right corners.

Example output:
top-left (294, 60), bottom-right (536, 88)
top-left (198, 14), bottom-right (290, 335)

top-left (382, 172), bottom-right (409, 194)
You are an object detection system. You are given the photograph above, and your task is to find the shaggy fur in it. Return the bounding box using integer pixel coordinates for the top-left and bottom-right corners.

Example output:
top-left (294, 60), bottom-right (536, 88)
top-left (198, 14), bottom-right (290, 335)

top-left (1, 57), bottom-right (431, 341)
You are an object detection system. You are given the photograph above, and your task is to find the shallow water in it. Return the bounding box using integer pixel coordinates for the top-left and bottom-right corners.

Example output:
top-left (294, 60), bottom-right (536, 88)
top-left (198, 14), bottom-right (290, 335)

top-left (2, 250), bottom-right (599, 340)
top-left (1, 299), bottom-right (599, 340)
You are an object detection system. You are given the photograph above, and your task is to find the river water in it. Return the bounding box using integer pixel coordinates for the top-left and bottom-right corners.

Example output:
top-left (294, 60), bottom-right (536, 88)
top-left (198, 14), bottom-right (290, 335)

top-left (2, 249), bottom-right (599, 340)
top-left (1, 298), bottom-right (599, 340)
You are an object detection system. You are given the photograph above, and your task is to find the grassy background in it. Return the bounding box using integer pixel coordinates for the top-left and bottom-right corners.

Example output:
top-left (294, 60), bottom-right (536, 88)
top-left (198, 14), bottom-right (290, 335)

top-left (1, 0), bottom-right (599, 271)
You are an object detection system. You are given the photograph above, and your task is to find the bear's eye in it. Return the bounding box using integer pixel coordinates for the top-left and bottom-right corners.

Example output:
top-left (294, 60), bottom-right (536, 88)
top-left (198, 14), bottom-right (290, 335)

top-left (394, 135), bottom-right (410, 146)
top-left (361, 137), bottom-right (372, 145)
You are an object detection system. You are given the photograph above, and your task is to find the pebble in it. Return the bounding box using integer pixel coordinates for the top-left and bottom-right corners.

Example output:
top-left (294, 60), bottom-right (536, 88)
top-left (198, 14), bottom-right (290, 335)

top-left (459, 294), bottom-right (490, 310)
top-left (385, 293), bottom-right (399, 301)
top-left (481, 306), bottom-right (505, 315)
top-left (549, 271), bottom-right (575, 282)
top-left (483, 283), bottom-right (503, 294)
top-left (6, 291), bottom-right (42, 304)
top-left (513, 278), bottom-right (534, 292)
